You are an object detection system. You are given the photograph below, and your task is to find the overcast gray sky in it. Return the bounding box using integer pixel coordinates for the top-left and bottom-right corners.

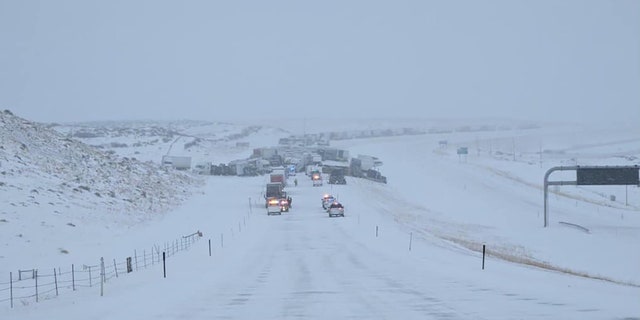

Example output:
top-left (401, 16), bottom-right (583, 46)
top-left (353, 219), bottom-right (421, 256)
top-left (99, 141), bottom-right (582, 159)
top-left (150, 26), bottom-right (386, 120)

top-left (1, 0), bottom-right (638, 124)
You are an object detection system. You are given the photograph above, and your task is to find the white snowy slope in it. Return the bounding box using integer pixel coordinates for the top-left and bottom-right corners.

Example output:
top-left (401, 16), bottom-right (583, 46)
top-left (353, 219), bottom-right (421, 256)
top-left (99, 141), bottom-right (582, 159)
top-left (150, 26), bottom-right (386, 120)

top-left (1, 115), bottom-right (639, 319)
top-left (0, 111), bottom-right (201, 274)
top-left (332, 123), bottom-right (640, 286)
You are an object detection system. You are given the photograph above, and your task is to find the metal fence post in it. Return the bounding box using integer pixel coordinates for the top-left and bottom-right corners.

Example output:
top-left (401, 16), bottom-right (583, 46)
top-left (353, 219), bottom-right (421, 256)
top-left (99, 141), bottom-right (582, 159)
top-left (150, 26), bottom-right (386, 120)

top-left (482, 245), bottom-right (486, 270)
top-left (163, 252), bottom-right (166, 278)
top-left (10, 272), bottom-right (13, 308)
top-left (100, 258), bottom-right (104, 297)
top-left (54, 268), bottom-right (59, 296)
top-left (35, 269), bottom-right (38, 303)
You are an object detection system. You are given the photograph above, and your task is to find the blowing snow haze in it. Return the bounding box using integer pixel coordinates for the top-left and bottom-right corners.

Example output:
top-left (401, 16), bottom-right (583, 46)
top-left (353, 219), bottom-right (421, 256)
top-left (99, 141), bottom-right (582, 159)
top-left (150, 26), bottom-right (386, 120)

top-left (2, 2), bottom-right (640, 318)
top-left (1, 0), bottom-right (639, 124)
top-left (1, 108), bottom-right (640, 318)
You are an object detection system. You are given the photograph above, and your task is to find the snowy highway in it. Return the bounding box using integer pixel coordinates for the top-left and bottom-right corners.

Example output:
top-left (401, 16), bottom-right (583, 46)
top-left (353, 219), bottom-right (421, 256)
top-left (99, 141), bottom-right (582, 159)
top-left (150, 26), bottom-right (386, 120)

top-left (3, 119), bottom-right (639, 320)
top-left (13, 165), bottom-right (638, 320)
top-left (195, 178), bottom-right (474, 319)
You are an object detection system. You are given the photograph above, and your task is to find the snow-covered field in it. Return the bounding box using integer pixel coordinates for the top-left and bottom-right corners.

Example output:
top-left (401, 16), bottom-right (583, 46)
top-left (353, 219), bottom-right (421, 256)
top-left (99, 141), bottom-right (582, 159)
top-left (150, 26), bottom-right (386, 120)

top-left (1, 112), bottom-right (639, 319)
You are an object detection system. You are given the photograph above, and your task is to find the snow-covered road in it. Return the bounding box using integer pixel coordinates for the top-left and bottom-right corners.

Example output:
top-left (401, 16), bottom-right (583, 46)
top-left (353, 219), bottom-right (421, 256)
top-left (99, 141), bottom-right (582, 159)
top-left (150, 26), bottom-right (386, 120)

top-left (12, 170), bottom-right (638, 319)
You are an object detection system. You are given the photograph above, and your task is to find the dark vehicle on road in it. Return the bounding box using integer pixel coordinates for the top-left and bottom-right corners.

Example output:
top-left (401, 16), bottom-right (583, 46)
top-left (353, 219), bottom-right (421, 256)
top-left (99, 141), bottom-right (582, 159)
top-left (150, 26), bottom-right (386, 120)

top-left (328, 172), bottom-right (346, 185)
top-left (328, 202), bottom-right (345, 217)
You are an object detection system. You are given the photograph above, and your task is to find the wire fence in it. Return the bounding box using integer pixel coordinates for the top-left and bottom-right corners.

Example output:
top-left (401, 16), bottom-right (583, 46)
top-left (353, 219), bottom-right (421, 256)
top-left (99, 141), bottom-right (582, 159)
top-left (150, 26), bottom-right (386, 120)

top-left (0, 230), bottom-right (203, 308)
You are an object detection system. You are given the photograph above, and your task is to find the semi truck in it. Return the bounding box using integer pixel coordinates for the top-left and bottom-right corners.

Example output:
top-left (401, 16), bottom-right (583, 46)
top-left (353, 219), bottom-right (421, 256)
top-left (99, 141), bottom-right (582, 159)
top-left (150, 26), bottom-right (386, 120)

top-left (162, 155), bottom-right (192, 170)
top-left (265, 183), bottom-right (285, 208)
top-left (193, 162), bottom-right (212, 175)
top-left (270, 167), bottom-right (286, 187)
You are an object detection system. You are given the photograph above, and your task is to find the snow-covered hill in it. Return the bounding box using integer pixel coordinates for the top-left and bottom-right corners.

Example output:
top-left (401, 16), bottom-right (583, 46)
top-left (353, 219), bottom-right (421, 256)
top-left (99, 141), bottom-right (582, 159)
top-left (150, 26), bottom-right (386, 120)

top-left (0, 110), bottom-right (204, 213)
top-left (0, 111), bottom-right (203, 270)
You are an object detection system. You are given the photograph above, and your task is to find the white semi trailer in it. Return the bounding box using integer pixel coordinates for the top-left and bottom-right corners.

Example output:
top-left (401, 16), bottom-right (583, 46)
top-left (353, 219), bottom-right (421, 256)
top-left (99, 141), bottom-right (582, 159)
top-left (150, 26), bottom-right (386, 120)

top-left (162, 155), bottom-right (192, 170)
